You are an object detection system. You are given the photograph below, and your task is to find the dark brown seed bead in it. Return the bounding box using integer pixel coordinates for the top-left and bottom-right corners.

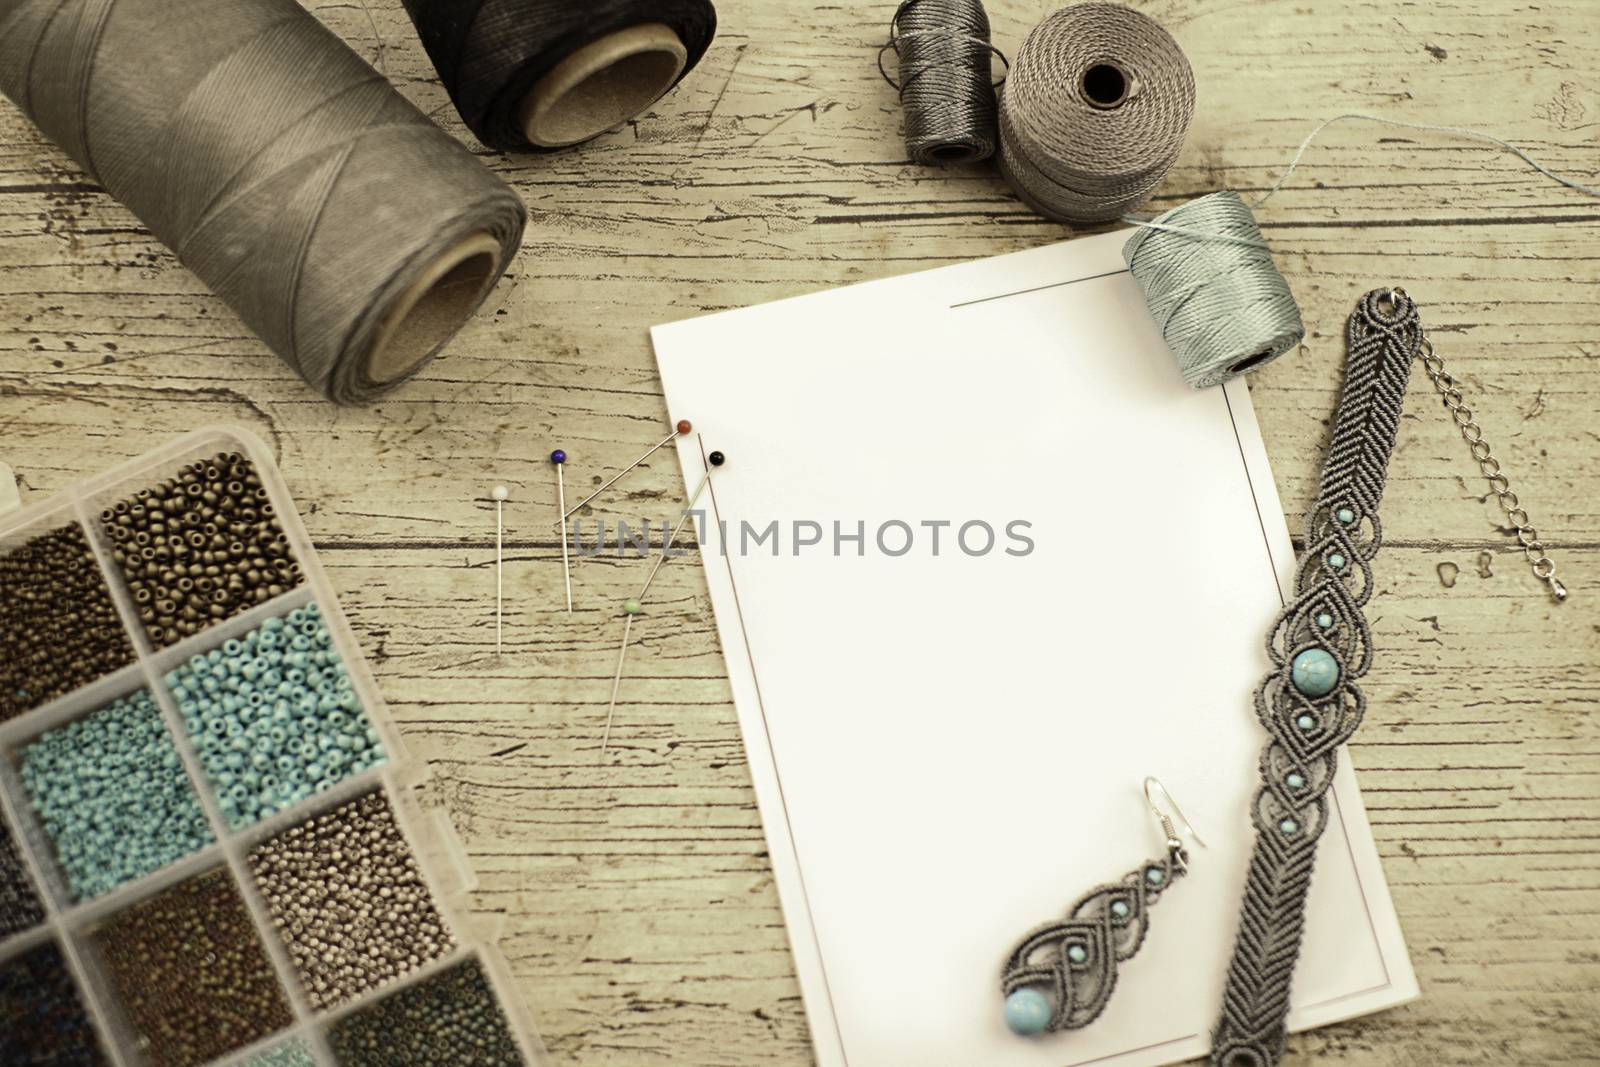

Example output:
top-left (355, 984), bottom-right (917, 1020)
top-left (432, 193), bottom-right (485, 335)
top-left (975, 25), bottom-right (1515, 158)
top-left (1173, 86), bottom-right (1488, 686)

top-left (100, 451), bottom-right (303, 649)
top-left (328, 959), bottom-right (523, 1067)
top-left (248, 792), bottom-right (456, 1011)
top-left (0, 523), bottom-right (135, 722)
top-left (95, 868), bottom-right (292, 1067)
top-left (0, 818), bottom-right (44, 939)
top-left (0, 942), bottom-right (110, 1065)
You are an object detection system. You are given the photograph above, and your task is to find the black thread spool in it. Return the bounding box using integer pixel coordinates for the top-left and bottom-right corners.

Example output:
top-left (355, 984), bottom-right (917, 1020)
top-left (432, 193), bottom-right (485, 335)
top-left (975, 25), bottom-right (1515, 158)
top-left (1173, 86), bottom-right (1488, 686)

top-left (401, 0), bottom-right (719, 151)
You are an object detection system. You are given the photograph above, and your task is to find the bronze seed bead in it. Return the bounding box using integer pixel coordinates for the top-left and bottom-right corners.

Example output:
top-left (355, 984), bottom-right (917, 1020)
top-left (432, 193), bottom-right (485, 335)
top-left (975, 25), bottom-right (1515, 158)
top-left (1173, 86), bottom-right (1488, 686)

top-left (96, 868), bottom-right (292, 1067)
top-left (98, 451), bottom-right (304, 648)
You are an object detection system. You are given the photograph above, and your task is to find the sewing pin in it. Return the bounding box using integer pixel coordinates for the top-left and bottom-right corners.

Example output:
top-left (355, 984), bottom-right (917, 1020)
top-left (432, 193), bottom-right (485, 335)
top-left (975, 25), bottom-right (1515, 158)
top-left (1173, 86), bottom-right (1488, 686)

top-left (492, 485), bottom-right (508, 655)
top-left (562, 419), bottom-right (692, 521)
top-left (552, 450), bottom-right (572, 613)
top-left (602, 449), bottom-right (725, 758)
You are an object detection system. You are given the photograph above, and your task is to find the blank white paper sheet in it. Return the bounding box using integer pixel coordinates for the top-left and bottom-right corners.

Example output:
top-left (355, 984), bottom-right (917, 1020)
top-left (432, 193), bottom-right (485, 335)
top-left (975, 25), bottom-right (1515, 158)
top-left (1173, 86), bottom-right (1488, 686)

top-left (651, 230), bottom-right (1416, 1067)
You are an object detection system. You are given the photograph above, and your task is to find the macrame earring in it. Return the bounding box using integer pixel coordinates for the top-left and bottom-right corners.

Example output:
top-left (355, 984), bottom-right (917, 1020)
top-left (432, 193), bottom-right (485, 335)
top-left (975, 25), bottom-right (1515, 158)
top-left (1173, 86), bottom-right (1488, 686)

top-left (1000, 777), bottom-right (1206, 1036)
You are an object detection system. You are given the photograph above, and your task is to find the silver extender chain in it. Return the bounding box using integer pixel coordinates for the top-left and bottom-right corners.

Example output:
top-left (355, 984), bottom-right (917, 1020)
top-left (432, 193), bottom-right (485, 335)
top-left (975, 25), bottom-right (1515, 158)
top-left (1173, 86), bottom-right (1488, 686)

top-left (1417, 334), bottom-right (1568, 603)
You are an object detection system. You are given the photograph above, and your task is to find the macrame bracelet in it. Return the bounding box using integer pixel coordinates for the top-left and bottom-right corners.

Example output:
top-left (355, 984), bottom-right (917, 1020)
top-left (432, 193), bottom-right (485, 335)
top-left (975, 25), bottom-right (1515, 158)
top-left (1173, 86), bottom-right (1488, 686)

top-left (1210, 288), bottom-right (1422, 1067)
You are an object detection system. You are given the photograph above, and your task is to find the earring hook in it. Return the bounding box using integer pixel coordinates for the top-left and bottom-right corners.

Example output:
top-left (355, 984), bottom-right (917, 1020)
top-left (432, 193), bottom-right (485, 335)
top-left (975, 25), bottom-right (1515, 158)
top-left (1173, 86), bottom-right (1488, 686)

top-left (1144, 776), bottom-right (1208, 850)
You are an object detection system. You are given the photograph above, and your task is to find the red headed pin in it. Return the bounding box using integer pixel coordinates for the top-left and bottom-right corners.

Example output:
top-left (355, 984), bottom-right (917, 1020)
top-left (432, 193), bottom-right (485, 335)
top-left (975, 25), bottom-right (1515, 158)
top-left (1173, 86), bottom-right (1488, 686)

top-left (562, 419), bottom-right (692, 522)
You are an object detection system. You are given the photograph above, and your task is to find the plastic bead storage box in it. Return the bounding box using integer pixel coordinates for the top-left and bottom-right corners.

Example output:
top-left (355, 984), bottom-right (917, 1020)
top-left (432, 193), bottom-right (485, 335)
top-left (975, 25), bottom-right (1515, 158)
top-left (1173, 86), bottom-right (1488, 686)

top-left (0, 427), bottom-right (544, 1067)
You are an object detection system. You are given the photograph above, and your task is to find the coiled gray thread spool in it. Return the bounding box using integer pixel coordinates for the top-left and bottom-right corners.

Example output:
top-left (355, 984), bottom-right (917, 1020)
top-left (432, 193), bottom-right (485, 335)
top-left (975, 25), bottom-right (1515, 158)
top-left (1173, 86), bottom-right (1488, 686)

top-left (879, 0), bottom-right (1006, 166)
top-left (0, 0), bottom-right (527, 404)
top-left (998, 2), bottom-right (1194, 223)
top-left (1123, 191), bottom-right (1305, 388)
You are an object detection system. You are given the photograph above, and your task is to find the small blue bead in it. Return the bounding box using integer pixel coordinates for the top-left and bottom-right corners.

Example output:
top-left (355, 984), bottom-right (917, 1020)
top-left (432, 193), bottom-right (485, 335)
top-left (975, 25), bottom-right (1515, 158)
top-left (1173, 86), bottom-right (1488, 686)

top-left (1296, 713), bottom-right (1316, 731)
top-left (1314, 612), bottom-right (1333, 630)
top-left (1335, 507), bottom-right (1355, 524)
top-left (1145, 868), bottom-right (1165, 886)
top-left (1280, 818), bottom-right (1299, 834)
top-left (1291, 648), bottom-right (1340, 697)
top-left (1066, 945), bottom-right (1087, 964)
top-left (1286, 772), bottom-right (1307, 790)
top-left (1003, 989), bottom-right (1051, 1036)
top-left (1327, 552), bottom-right (1347, 572)
top-left (1110, 900), bottom-right (1130, 919)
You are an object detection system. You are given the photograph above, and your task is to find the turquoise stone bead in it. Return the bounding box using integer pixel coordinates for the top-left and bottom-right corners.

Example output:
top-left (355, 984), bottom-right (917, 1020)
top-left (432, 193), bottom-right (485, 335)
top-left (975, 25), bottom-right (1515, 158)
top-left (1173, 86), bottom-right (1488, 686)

top-left (1326, 552), bottom-right (1347, 572)
top-left (1315, 612), bottom-right (1333, 630)
top-left (1296, 713), bottom-right (1317, 731)
top-left (1066, 945), bottom-right (1087, 964)
top-left (1280, 818), bottom-right (1299, 834)
top-left (1291, 648), bottom-right (1340, 697)
top-left (1110, 900), bottom-right (1130, 919)
top-left (1335, 507), bottom-right (1355, 524)
top-left (1286, 772), bottom-right (1307, 790)
top-left (1145, 867), bottom-right (1165, 886)
top-left (1004, 989), bottom-right (1051, 1036)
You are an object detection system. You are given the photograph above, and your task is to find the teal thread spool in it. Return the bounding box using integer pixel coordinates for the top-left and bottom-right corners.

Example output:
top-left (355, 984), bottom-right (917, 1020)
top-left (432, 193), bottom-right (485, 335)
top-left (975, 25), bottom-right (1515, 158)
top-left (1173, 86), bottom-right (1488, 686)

top-left (1123, 191), bottom-right (1306, 389)
top-left (20, 690), bottom-right (213, 901)
top-left (166, 601), bottom-right (386, 828)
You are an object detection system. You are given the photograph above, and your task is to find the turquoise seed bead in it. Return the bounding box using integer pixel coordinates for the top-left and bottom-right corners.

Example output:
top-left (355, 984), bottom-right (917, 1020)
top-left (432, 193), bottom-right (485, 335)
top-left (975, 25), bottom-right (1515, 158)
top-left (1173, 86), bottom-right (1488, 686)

top-left (1315, 612), bottom-right (1334, 629)
top-left (19, 690), bottom-right (212, 900)
top-left (1280, 818), bottom-right (1299, 834)
top-left (1145, 868), bottom-right (1165, 886)
top-left (1004, 989), bottom-right (1051, 1036)
top-left (163, 602), bottom-right (385, 829)
top-left (1326, 552), bottom-right (1346, 572)
top-left (1291, 648), bottom-right (1340, 697)
top-left (1286, 772), bottom-right (1306, 790)
top-left (1335, 507), bottom-right (1355, 524)
top-left (1296, 713), bottom-right (1316, 731)
top-left (1110, 900), bottom-right (1130, 919)
top-left (1066, 945), bottom-right (1087, 964)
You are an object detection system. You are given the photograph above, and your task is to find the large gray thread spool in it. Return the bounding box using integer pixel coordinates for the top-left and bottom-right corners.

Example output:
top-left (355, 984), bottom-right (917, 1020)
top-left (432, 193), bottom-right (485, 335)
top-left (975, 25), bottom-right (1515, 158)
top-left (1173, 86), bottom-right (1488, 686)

top-left (998, 3), bottom-right (1194, 224)
top-left (0, 0), bottom-right (527, 403)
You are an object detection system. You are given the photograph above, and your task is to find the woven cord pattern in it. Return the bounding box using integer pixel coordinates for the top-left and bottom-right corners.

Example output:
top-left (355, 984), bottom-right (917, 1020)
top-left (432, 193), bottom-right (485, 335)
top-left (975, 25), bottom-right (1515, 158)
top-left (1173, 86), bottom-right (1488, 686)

top-left (1210, 289), bottom-right (1422, 1067)
top-left (1001, 844), bottom-right (1188, 1032)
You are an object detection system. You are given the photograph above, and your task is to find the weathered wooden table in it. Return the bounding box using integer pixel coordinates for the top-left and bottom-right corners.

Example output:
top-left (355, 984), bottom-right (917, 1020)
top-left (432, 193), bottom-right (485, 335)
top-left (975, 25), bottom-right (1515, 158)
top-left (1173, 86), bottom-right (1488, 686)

top-left (2, 1), bottom-right (1596, 1062)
